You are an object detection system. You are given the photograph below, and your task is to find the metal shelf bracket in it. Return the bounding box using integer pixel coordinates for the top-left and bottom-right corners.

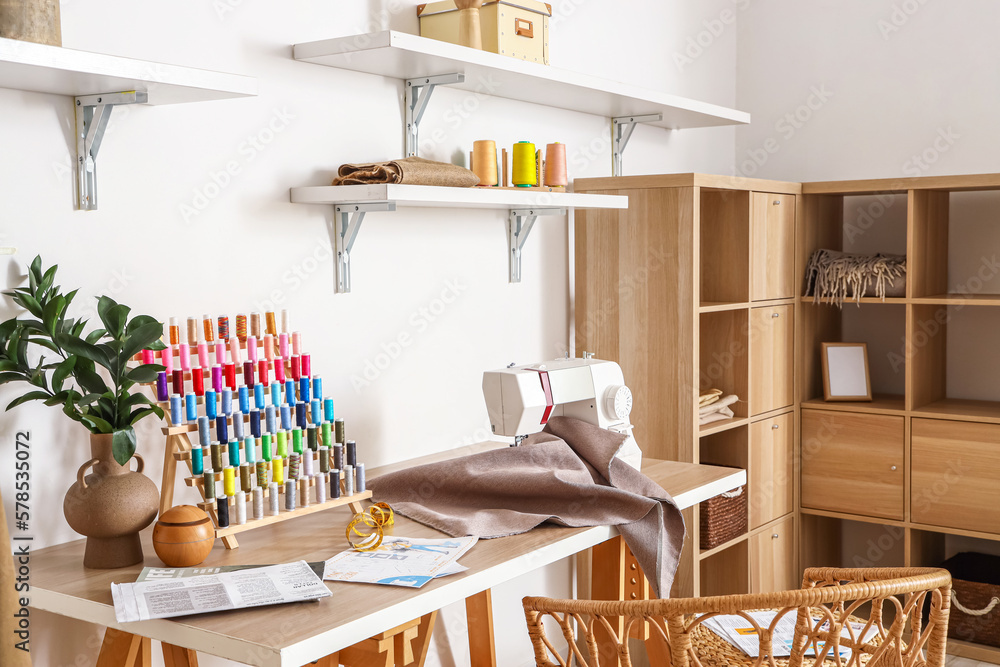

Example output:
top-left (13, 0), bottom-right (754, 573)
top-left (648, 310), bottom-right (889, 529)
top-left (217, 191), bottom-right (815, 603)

top-left (508, 208), bottom-right (566, 284)
top-left (611, 113), bottom-right (662, 177)
top-left (75, 91), bottom-right (148, 210)
top-left (405, 73), bottom-right (465, 158)
top-left (334, 202), bottom-right (396, 293)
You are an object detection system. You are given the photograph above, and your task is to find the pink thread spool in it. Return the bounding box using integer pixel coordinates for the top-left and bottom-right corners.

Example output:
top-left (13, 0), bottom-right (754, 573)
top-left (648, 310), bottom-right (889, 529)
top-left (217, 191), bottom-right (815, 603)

top-left (247, 335), bottom-right (258, 363)
top-left (179, 343), bottom-right (191, 372)
top-left (229, 337), bottom-right (242, 366)
top-left (292, 332), bottom-right (302, 356)
top-left (161, 347), bottom-right (173, 374)
top-left (279, 333), bottom-right (289, 359)
top-left (141, 349), bottom-right (154, 365)
top-left (215, 342), bottom-right (226, 365)
top-left (275, 358), bottom-right (286, 383)
top-left (197, 342), bottom-right (209, 369)
top-left (264, 335), bottom-right (275, 363)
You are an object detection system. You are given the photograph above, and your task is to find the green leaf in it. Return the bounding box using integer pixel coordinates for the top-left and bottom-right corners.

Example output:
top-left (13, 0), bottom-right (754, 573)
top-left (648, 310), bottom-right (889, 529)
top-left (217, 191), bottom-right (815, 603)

top-left (0, 360), bottom-right (17, 372)
top-left (57, 333), bottom-right (111, 370)
top-left (11, 292), bottom-right (42, 317)
top-left (121, 322), bottom-right (164, 360)
top-left (75, 361), bottom-right (108, 395)
top-left (97, 297), bottom-right (130, 338)
top-left (6, 391), bottom-right (51, 411)
top-left (42, 294), bottom-right (65, 338)
top-left (0, 319), bottom-right (17, 347)
top-left (63, 288), bottom-right (78, 307)
top-left (71, 320), bottom-right (87, 337)
top-left (28, 256), bottom-right (41, 290)
top-left (128, 407), bottom-right (160, 425)
top-left (148, 338), bottom-right (167, 352)
top-left (111, 428), bottom-right (137, 465)
top-left (126, 315), bottom-right (159, 335)
top-left (52, 356), bottom-right (76, 392)
top-left (37, 264), bottom-right (57, 298)
top-left (0, 371), bottom-right (28, 385)
top-left (77, 392), bottom-right (102, 406)
top-left (81, 412), bottom-right (114, 433)
top-left (6, 328), bottom-right (22, 364)
top-left (126, 364), bottom-right (160, 384)
top-left (85, 328), bottom-right (107, 344)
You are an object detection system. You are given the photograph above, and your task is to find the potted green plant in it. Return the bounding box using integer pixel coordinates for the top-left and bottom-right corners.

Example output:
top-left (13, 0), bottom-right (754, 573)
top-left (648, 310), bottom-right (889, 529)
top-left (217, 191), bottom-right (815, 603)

top-left (0, 256), bottom-right (166, 568)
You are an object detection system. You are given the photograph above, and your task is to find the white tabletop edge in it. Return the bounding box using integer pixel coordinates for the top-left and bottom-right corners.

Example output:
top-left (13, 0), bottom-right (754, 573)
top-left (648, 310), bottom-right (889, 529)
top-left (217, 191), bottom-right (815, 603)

top-left (672, 469), bottom-right (746, 510)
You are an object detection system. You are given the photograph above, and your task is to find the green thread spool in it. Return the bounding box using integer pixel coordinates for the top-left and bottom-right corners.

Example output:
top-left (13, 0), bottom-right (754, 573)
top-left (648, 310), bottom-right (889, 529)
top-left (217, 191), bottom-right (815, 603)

top-left (335, 418), bottom-right (345, 444)
top-left (322, 422), bottom-right (333, 448)
top-left (276, 430), bottom-right (288, 458)
top-left (512, 141), bottom-right (537, 187)
top-left (319, 446), bottom-right (330, 473)
top-left (292, 428), bottom-right (303, 454)
top-left (261, 434), bottom-right (272, 461)
top-left (256, 461), bottom-right (268, 487)
top-left (307, 425), bottom-right (318, 451)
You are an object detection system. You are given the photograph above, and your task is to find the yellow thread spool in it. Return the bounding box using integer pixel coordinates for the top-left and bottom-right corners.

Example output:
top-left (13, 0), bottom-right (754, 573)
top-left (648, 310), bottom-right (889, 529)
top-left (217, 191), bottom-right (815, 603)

top-left (472, 140), bottom-right (498, 186)
top-left (223, 467), bottom-right (236, 497)
top-left (272, 455), bottom-right (284, 486)
top-left (512, 141), bottom-right (537, 187)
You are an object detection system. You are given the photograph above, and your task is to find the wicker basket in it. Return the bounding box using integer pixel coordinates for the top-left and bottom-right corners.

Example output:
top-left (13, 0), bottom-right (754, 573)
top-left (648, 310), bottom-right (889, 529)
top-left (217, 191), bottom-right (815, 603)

top-left (699, 485), bottom-right (747, 550)
top-left (939, 552), bottom-right (1000, 648)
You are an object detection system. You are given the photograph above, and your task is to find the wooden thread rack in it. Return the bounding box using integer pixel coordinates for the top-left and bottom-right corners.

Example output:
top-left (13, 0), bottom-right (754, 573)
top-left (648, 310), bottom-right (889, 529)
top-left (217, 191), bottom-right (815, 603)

top-left (146, 335), bottom-right (369, 550)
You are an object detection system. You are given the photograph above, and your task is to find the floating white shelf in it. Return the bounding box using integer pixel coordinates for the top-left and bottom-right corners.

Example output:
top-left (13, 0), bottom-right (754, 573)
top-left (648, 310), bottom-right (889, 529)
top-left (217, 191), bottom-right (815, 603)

top-left (293, 30), bottom-right (748, 131)
top-left (0, 37), bottom-right (256, 104)
top-left (291, 184), bottom-right (627, 293)
top-left (290, 183), bottom-right (627, 210)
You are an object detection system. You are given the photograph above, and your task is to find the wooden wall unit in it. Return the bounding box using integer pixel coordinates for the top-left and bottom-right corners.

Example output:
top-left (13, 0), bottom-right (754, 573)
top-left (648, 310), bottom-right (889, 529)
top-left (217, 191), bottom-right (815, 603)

top-left (797, 173), bottom-right (1000, 664)
top-left (575, 173), bottom-right (801, 599)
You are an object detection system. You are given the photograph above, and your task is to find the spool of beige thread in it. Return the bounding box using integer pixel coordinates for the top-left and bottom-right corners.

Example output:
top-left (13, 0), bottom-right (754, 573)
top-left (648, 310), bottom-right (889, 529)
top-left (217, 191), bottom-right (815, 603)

top-left (455, 0), bottom-right (483, 50)
top-left (545, 142), bottom-right (568, 186)
top-left (472, 140), bottom-right (498, 186)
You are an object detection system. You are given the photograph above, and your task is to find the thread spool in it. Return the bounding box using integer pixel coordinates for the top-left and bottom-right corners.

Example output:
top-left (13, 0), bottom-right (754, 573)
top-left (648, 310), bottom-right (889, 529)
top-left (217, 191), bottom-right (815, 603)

top-left (281, 309), bottom-right (289, 334)
top-left (240, 462), bottom-right (252, 493)
top-left (211, 365), bottom-right (223, 393)
top-left (171, 369), bottom-right (184, 396)
top-left (169, 317), bottom-right (180, 346)
top-left (265, 405), bottom-right (276, 434)
top-left (301, 354), bottom-right (311, 378)
top-left (280, 405), bottom-right (291, 431)
top-left (210, 444), bottom-right (223, 471)
top-left (290, 355), bottom-right (300, 381)
top-left (185, 393), bottom-right (197, 422)
top-left (289, 453), bottom-right (301, 480)
top-left (250, 410), bottom-right (261, 438)
top-left (243, 360), bottom-right (254, 387)
top-left (356, 463), bottom-right (366, 494)
top-left (268, 482), bottom-right (279, 515)
top-left (161, 346), bottom-right (173, 374)
top-left (214, 342), bottom-right (225, 365)
top-left (256, 460), bottom-right (268, 487)
top-left (272, 455), bottom-right (284, 486)
top-left (261, 433), bottom-right (272, 461)
top-left (312, 377), bottom-right (323, 402)
top-left (472, 140), bottom-right (498, 186)
top-left (232, 414), bottom-right (244, 442)
top-left (187, 317), bottom-right (198, 345)
top-left (299, 378), bottom-right (311, 404)
top-left (179, 343), bottom-right (190, 373)
top-left (192, 447), bottom-right (204, 476)
top-left (322, 422), bottom-right (333, 448)
top-left (303, 448), bottom-right (314, 477)
top-left (258, 359), bottom-right (269, 386)
top-left (206, 390), bottom-right (218, 420)
top-left (141, 349), bottom-right (154, 365)
top-left (306, 425), bottom-right (317, 451)
top-left (264, 335), bottom-right (274, 362)
top-left (216, 497), bottom-right (229, 528)
top-left (192, 367), bottom-right (204, 396)
top-left (284, 480), bottom-right (296, 511)
top-left (236, 314), bottom-right (247, 342)
top-left (319, 447), bottom-right (330, 473)
top-left (229, 338), bottom-right (241, 368)
top-left (347, 440), bottom-right (357, 467)
top-left (298, 477), bottom-right (309, 507)
top-left (271, 382), bottom-right (282, 407)
top-left (277, 431), bottom-right (288, 458)
top-left (235, 491), bottom-right (246, 525)
top-left (275, 357), bottom-right (286, 384)
top-left (197, 342), bottom-right (209, 369)
top-left (335, 418), bottom-right (346, 444)
top-left (279, 333), bottom-right (289, 358)
top-left (265, 311), bottom-right (277, 336)
top-left (203, 470), bottom-right (216, 499)
top-left (203, 315), bottom-right (215, 343)
top-left (216, 416), bottom-right (229, 447)
top-left (223, 467), bottom-right (236, 497)
top-left (169, 395), bottom-right (182, 424)
top-left (324, 398), bottom-right (334, 422)
top-left (311, 399), bottom-right (321, 426)
top-left (156, 372), bottom-right (168, 401)
top-left (251, 313), bottom-right (262, 338)
top-left (217, 316), bottom-right (230, 341)
top-left (221, 389), bottom-right (233, 415)
top-left (334, 443), bottom-right (344, 471)
top-left (292, 428), bottom-right (303, 454)
top-left (330, 470), bottom-right (341, 499)
top-left (315, 474), bottom-right (326, 504)
top-left (545, 142), bottom-right (568, 186)
top-left (224, 363), bottom-right (236, 391)
top-left (243, 435), bottom-right (255, 463)
top-left (292, 332), bottom-right (302, 355)
top-left (254, 384), bottom-right (265, 411)
top-left (197, 416), bottom-right (211, 448)
top-left (512, 141), bottom-right (537, 187)
top-left (247, 335), bottom-right (258, 363)
top-left (296, 401), bottom-right (308, 429)
top-left (226, 435), bottom-right (239, 467)
top-left (344, 464), bottom-right (355, 497)
top-left (252, 487), bottom-right (264, 520)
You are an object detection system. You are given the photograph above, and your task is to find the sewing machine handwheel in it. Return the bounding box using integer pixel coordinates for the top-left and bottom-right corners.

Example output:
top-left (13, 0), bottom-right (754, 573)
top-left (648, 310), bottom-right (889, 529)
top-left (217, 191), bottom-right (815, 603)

top-left (605, 385), bottom-right (633, 421)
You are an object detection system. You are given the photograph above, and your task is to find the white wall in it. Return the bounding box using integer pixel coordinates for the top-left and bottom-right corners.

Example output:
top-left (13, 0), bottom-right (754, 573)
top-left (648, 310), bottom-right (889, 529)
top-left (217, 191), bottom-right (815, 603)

top-left (0, 2), bottom-right (736, 665)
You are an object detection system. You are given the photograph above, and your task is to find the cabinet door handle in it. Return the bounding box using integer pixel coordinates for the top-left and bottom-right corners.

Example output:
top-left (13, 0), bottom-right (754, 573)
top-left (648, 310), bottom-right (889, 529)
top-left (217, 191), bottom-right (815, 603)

top-left (772, 200), bottom-right (781, 205)
top-left (772, 533), bottom-right (780, 539)
top-left (772, 424), bottom-right (779, 430)
top-left (890, 465), bottom-right (898, 471)
top-left (772, 312), bottom-right (779, 318)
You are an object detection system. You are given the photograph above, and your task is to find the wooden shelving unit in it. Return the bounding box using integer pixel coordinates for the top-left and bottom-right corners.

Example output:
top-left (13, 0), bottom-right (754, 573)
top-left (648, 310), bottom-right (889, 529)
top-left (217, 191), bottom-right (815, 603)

top-left (575, 173), bottom-right (802, 598)
top-left (798, 173), bottom-right (1000, 663)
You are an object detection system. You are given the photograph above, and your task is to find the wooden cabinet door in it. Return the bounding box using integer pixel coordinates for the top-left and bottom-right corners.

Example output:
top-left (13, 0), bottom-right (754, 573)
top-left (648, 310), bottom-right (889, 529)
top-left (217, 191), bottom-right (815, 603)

top-left (749, 305), bottom-right (794, 415)
top-left (750, 515), bottom-right (796, 593)
top-left (912, 419), bottom-right (1000, 534)
top-left (751, 193), bottom-right (796, 301)
top-left (800, 411), bottom-right (904, 520)
top-left (750, 412), bottom-right (794, 530)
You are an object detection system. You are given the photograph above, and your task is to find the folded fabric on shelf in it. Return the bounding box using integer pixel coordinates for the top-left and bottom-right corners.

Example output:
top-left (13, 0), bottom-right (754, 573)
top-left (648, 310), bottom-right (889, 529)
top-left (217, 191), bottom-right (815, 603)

top-left (699, 388), bottom-right (723, 407)
top-left (369, 416), bottom-right (684, 599)
top-left (699, 394), bottom-right (739, 425)
top-left (332, 156), bottom-right (481, 188)
top-left (803, 248), bottom-right (906, 306)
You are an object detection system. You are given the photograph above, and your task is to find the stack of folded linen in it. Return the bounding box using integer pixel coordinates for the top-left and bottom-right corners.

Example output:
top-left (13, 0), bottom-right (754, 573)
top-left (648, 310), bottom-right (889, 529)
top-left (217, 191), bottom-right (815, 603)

top-left (699, 389), bottom-right (739, 425)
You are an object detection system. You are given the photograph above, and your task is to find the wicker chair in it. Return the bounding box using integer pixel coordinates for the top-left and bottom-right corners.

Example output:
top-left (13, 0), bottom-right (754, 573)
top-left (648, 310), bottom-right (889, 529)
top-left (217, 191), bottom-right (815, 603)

top-left (523, 567), bottom-right (952, 667)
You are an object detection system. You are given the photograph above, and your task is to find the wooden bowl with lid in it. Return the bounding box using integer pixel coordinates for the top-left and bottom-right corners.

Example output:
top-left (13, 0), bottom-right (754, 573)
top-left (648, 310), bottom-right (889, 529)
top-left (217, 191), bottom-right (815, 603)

top-left (152, 505), bottom-right (215, 567)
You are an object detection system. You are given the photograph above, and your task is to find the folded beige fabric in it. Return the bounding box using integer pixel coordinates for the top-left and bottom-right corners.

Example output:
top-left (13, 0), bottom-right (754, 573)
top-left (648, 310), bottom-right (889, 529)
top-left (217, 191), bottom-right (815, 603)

top-left (369, 416), bottom-right (685, 598)
top-left (699, 388), bottom-right (723, 407)
top-left (699, 406), bottom-right (734, 425)
top-left (699, 394), bottom-right (738, 416)
top-left (332, 156), bottom-right (480, 188)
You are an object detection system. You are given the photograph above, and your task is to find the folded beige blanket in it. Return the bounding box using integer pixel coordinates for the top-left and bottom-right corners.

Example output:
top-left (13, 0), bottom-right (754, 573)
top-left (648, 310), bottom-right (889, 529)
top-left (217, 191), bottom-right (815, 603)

top-left (699, 388), bottom-right (723, 408)
top-left (369, 416), bottom-right (685, 598)
top-left (332, 156), bottom-right (480, 188)
top-left (699, 394), bottom-right (739, 425)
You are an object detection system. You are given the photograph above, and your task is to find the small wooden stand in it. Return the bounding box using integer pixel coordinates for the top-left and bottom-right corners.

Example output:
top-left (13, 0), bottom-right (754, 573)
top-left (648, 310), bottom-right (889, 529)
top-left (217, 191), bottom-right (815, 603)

top-left (150, 338), bottom-right (369, 550)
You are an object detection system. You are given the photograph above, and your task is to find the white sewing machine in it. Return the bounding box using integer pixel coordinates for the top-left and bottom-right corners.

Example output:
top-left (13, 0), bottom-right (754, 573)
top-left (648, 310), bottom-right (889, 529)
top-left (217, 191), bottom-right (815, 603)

top-left (482, 356), bottom-right (643, 470)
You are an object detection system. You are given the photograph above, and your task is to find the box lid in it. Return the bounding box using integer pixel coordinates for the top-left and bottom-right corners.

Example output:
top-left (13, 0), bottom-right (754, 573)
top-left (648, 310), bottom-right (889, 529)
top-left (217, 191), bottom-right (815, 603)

top-left (418, 1), bottom-right (552, 18)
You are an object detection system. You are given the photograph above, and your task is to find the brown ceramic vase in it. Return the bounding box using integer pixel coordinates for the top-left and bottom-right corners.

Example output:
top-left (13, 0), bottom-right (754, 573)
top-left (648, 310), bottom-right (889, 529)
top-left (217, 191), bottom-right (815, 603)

top-left (63, 434), bottom-right (159, 569)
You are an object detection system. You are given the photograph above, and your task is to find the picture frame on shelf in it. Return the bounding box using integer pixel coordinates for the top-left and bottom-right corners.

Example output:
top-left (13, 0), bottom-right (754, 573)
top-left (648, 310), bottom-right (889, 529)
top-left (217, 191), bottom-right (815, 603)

top-left (821, 342), bottom-right (872, 402)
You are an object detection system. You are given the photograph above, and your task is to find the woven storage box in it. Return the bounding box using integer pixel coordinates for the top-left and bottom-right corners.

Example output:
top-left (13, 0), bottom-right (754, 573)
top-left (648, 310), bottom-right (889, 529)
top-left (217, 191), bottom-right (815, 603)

top-left (699, 485), bottom-right (747, 550)
top-left (939, 552), bottom-right (1000, 648)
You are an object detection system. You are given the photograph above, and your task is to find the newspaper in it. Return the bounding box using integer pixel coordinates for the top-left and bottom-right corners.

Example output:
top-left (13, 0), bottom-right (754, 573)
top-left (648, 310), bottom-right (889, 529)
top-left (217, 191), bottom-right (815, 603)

top-left (323, 535), bottom-right (478, 588)
top-left (112, 560), bottom-right (331, 623)
top-left (135, 562), bottom-right (326, 581)
top-left (702, 611), bottom-right (879, 658)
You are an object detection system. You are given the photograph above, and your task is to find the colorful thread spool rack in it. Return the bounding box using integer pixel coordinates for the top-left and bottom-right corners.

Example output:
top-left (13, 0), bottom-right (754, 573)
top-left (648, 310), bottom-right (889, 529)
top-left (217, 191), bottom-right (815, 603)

top-left (136, 312), bottom-right (370, 550)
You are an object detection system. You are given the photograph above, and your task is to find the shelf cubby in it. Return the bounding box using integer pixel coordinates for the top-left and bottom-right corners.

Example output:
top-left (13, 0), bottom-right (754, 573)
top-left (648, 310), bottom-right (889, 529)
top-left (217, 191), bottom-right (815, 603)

top-left (700, 188), bottom-right (750, 305)
top-left (699, 540), bottom-right (750, 596)
top-left (699, 309), bottom-right (749, 420)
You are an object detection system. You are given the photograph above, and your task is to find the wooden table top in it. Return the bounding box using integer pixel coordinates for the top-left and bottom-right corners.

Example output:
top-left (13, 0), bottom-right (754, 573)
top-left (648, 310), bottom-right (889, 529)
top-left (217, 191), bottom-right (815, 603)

top-left (28, 443), bottom-right (744, 667)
